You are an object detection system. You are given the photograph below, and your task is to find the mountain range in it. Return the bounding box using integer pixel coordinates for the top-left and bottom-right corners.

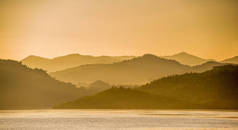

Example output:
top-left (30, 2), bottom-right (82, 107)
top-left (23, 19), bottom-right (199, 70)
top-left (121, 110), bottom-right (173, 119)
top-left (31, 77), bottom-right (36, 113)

top-left (21, 52), bottom-right (238, 74)
top-left (164, 52), bottom-right (209, 66)
top-left (222, 56), bottom-right (238, 64)
top-left (51, 54), bottom-right (191, 85)
top-left (80, 80), bottom-right (112, 95)
top-left (21, 54), bottom-right (134, 72)
top-left (1, 57), bottom-right (237, 109)
top-left (51, 54), bottom-right (225, 85)
top-left (55, 65), bottom-right (238, 109)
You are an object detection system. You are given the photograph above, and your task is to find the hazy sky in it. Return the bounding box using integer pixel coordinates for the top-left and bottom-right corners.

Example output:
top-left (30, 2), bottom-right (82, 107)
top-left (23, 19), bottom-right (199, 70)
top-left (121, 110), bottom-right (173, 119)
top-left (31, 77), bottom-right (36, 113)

top-left (0, 0), bottom-right (238, 60)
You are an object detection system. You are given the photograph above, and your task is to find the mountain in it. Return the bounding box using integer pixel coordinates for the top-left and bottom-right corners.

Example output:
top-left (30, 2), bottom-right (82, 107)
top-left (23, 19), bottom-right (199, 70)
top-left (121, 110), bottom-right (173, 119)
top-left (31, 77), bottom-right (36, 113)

top-left (0, 60), bottom-right (87, 109)
top-left (22, 54), bottom-right (135, 72)
top-left (164, 52), bottom-right (208, 66)
top-left (51, 54), bottom-right (191, 85)
top-left (54, 87), bottom-right (190, 109)
top-left (138, 65), bottom-right (238, 108)
top-left (51, 54), bottom-right (226, 85)
top-left (222, 56), bottom-right (238, 64)
top-left (192, 61), bottom-right (226, 72)
top-left (84, 80), bottom-right (112, 95)
top-left (55, 65), bottom-right (238, 109)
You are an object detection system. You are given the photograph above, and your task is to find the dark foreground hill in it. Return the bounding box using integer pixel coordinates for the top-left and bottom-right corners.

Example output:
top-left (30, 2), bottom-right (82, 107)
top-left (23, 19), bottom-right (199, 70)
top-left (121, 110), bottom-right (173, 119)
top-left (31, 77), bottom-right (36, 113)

top-left (54, 87), bottom-right (191, 109)
top-left (139, 65), bottom-right (238, 108)
top-left (22, 54), bottom-right (134, 72)
top-left (0, 60), bottom-right (87, 109)
top-left (55, 65), bottom-right (238, 109)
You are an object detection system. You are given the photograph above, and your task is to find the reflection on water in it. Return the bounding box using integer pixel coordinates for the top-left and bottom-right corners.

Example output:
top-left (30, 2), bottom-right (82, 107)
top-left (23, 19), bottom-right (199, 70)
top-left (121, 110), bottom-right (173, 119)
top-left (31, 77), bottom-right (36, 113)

top-left (0, 110), bottom-right (238, 130)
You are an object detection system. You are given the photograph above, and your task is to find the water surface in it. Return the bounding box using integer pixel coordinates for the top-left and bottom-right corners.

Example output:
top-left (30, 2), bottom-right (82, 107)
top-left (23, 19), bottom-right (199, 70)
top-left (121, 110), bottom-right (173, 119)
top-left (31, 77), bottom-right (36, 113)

top-left (0, 109), bottom-right (238, 130)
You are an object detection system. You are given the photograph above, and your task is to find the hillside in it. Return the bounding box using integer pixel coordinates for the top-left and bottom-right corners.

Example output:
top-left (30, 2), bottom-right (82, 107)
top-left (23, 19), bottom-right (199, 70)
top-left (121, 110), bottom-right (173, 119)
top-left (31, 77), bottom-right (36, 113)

top-left (192, 61), bottom-right (226, 72)
top-left (139, 65), bottom-right (238, 108)
top-left (0, 60), bottom-right (87, 109)
top-left (54, 87), bottom-right (190, 109)
top-left (55, 65), bottom-right (238, 109)
top-left (83, 80), bottom-right (112, 95)
top-left (51, 54), bottom-right (226, 85)
top-left (22, 54), bottom-right (134, 72)
top-left (51, 54), bottom-right (191, 85)
top-left (223, 56), bottom-right (238, 64)
top-left (164, 52), bottom-right (208, 66)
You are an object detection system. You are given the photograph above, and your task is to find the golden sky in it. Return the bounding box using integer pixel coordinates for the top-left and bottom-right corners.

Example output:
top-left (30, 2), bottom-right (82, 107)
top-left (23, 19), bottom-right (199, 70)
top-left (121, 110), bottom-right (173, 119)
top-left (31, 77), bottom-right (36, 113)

top-left (0, 0), bottom-right (238, 60)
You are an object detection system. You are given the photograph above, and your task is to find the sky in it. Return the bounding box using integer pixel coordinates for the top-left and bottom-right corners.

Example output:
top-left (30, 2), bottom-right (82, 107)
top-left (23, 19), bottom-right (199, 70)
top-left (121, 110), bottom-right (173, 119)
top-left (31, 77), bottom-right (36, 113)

top-left (0, 0), bottom-right (238, 60)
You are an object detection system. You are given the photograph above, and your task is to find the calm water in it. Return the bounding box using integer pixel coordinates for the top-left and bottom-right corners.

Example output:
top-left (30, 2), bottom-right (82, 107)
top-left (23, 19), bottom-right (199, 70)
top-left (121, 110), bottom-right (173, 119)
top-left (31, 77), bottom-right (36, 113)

top-left (0, 110), bottom-right (238, 130)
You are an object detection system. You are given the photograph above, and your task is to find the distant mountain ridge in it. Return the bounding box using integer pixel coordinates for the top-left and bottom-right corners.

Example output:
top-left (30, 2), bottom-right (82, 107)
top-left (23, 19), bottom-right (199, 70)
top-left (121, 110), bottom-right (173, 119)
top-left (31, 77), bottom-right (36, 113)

top-left (21, 52), bottom-right (238, 73)
top-left (55, 65), bottom-right (238, 109)
top-left (164, 52), bottom-right (209, 66)
top-left (51, 54), bottom-right (227, 85)
top-left (51, 54), bottom-right (191, 85)
top-left (22, 54), bottom-right (135, 72)
top-left (192, 61), bottom-right (226, 72)
top-left (222, 56), bottom-right (238, 64)
top-left (83, 80), bottom-right (112, 95)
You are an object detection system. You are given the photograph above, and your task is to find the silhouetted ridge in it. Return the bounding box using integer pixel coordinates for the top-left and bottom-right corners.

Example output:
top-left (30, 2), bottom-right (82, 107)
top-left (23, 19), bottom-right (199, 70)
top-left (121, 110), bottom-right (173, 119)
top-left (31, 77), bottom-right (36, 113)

top-left (54, 87), bottom-right (189, 109)
top-left (223, 56), bottom-right (238, 64)
top-left (192, 61), bottom-right (225, 72)
top-left (139, 65), bottom-right (238, 108)
top-left (142, 53), bottom-right (158, 58)
top-left (55, 65), bottom-right (238, 109)
top-left (164, 52), bottom-right (208, 66)
top-left (51, 54), bottom-right (191, 85)
top-left (22, 54), bottom-right (135, 72)
top-left (212, 64), bottom-right (238, 71)
top-left (85, 80), bottom-right (112, 95)
top-left (136, 54), bottom-right (181, 64)
top-left (0, 60), bottom-right (86, 109)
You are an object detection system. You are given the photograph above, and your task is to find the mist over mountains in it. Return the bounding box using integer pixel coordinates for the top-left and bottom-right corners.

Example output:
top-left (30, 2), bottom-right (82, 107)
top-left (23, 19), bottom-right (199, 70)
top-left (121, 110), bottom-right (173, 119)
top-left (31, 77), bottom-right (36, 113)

top-left (22, 54), bottom-right (134, 72)
top-left (50, 54), bottom-right (226, 85)
top-left (222, 56), bottom-right (238, 65)
top-left (21, 52), bottom-right (238, 74)
top-left (164, 52), bottom-right (209, 66)
top-left (55, 65), bottom-right (238, 109)
top-left (1, 52), bottom-right (238, 109)
top-left (51, 54), bottom-right (191, 85)
top-left (0, 51), bottom-right (238, 109)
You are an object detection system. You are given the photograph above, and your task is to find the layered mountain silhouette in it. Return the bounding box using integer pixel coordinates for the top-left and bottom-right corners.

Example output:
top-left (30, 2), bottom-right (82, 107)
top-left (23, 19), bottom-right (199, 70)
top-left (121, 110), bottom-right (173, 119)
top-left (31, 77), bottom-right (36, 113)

top-left (55, 65), bottom-right (238, 109)
top-left (222, 56), bottom-right (238, 64)
top-left (51, 54), bottom-right (191, 85)
top-left (22, 54), bottom-right (134, 72)
top-left (139, 65), bottom-right (238, 108)
top-left (51, 54), bottom-right (225, 85)
top-left (164, 52), bottom-right (209, 66)
top-left (0, 60), bottom-right (88, 109)
top-left (192, 61), bottom-right (226, 72)
top-left (82, 80), bottom-right (112, 95)
top-left (54, 87), bottom-right (190, 109)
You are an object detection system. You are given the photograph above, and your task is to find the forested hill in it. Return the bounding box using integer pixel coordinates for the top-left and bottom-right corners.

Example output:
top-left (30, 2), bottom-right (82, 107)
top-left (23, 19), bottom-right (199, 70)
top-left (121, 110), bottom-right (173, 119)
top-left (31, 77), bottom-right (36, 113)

top-left (138, 65), bottom-right (238, 108)
top-left (55, 65), bottom-right (238, 109)
top-left (0, 60), bottom-right (86, 109)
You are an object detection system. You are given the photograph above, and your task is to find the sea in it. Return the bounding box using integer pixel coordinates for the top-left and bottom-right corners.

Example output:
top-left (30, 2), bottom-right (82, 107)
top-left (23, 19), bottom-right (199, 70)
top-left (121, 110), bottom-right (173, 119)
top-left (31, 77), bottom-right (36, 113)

top-left (0, 109), bottom-right (238, 130)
